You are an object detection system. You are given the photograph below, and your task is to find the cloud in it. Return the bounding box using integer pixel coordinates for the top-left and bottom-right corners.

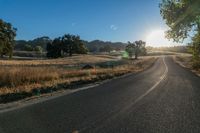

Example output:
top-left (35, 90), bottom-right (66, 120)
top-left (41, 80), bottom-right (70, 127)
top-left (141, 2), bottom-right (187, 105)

top-left (110, 25), bottom-right (118, 31)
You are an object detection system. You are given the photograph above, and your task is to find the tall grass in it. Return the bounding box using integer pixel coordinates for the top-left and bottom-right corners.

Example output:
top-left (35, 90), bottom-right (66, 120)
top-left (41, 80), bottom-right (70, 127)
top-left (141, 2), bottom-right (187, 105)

top-left (0, 57), bottom-right (156, 95)
top-left (0, 67), bottom-right (59, 87)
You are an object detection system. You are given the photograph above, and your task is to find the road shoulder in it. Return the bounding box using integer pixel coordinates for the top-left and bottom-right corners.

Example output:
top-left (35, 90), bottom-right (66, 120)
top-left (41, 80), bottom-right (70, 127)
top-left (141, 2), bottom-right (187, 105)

top-left (173, 55), bottom-right (200, 77)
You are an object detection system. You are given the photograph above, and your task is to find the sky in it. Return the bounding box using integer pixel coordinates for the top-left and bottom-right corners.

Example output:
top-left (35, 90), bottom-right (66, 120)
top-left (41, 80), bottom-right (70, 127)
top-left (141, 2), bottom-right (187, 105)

top-left (0, 0), bottom-right (185, 46)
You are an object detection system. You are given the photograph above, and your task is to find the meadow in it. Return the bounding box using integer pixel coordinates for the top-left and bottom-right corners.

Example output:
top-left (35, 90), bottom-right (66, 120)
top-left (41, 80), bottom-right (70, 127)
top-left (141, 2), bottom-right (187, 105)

top-left (0, 55), bottom-right (157, 103)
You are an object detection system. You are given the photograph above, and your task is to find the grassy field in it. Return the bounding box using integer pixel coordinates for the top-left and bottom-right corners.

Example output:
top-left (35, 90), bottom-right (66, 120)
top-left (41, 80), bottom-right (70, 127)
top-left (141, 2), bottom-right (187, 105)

top-left (0, 55), bottom-right (118, 66)
top-left (0, 55), bottom-right (157, 103)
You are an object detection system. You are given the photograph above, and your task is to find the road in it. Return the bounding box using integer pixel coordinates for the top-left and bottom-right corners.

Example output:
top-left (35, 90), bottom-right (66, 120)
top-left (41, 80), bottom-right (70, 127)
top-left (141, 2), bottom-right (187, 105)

top-left (1, 56), bottom-right (200, 133)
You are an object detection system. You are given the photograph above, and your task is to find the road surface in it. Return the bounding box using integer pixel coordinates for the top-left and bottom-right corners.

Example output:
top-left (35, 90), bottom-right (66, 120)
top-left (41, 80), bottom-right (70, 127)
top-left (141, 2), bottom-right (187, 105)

top-left (1, 56), bottom-right (200, 133)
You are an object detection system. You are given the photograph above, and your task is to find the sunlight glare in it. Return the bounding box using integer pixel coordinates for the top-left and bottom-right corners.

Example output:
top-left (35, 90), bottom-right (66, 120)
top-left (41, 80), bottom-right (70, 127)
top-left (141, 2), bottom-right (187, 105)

top-left (146, 29), bottom-right (173, 47)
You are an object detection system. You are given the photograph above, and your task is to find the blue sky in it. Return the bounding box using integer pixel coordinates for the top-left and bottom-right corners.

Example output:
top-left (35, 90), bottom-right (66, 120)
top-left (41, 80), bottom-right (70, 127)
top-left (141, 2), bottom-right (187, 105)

top-left (0, 0), bottom-right (175, 45)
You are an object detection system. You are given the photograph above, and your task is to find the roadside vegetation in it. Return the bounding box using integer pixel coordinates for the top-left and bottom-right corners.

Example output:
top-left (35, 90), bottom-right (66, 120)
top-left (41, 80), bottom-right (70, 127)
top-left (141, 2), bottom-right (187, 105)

top-left (174, 54), bottom-right (200, 76)
top-left (160, 0), bottom-right (200, 69)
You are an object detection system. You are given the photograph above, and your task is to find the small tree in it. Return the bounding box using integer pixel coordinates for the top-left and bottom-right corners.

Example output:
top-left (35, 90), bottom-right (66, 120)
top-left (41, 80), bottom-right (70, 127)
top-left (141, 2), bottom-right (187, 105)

top-left (125, 40), bottom-right (146, 59)
top-left (35, 46), bottom-right (43, 57)
top-left (125, 41), bottom-right (134, 59)
top-left (134, 40), bottom-right (146, 59)
top-left (24, 44), bottom-right (33, 51)
top-left (35, 46), bottom-right (43, 52)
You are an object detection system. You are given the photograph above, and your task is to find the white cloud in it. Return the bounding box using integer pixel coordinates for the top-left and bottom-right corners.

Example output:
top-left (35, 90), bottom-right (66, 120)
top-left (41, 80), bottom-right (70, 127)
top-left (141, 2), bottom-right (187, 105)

top-left (110, 25), bottom-right (118, 31)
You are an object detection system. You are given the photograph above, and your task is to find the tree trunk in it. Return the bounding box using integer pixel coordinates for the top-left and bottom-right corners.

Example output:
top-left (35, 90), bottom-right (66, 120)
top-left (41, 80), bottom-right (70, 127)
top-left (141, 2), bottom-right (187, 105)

top-left (135, 53), bottom-right (138, 59)
top-left (69, 49), bottom-right (72, 56)
top-left (69, 52), bottom-right (72, 56)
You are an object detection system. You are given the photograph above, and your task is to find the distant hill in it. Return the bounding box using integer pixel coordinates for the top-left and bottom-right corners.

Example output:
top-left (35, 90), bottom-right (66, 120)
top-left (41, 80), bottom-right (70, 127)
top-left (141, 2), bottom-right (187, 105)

top-left (15, 37), bottom-right (52, 51)
top-left (84, 40), bottom-right (127, 52)
top-left (15, 38), bottom-right (127, 53)
top-left (15, 37), bottom-right (188, 54)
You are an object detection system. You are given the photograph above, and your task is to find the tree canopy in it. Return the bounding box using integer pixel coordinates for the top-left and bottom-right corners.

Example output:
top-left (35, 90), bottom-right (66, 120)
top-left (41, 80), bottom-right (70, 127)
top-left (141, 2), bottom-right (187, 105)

top-left (46, 34), bottom-right (88, 58)
top-left (160, 0), bottom-right (200, 63)
top-left (0, 19), bottom-right (16, 58)
top-left (125, 40), bottom-right (146, 59)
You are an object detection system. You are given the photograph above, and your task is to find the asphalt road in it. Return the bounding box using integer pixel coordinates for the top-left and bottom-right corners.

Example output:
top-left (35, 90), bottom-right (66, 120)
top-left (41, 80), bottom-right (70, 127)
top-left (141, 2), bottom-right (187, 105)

top-left (1, 56), bottom-right (200, 133)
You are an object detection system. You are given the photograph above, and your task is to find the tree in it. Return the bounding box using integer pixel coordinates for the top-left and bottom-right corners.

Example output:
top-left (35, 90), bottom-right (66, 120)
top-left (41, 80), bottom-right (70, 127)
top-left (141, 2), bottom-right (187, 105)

top-left (61, 34), bottom-right (88, 56)
top-left (15, 37), bottom-right (52, 51)
top-left (46, 34), bottom-right (88, 58)
top-left (125, 42), bottom-right (134, 58)
top-left (30, 36), bottom-right (51, 50)
top-left (0, 19), bottom-right (17, 58)
top-left (24, 44), bottom-right (33, 51)
top-left (46, 42), bottom-right (54, 58)
top-left (46, 37), bottom-right (62, 58)
top-left (35, 46), bottom-right (43, 54)
top-left (160, 0), bottom-right (200, 63)
top-left (99, 45), bottom-right (113, 52)
top-left (125, 40), bottom-right (146, 59)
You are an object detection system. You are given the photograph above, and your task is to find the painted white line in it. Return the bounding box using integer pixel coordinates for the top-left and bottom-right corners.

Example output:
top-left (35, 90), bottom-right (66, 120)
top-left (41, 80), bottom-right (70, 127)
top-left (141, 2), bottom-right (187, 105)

top-left (79, 57), bottom-right (169, 132)
top-left (132, 57), bottom-right (168, 105)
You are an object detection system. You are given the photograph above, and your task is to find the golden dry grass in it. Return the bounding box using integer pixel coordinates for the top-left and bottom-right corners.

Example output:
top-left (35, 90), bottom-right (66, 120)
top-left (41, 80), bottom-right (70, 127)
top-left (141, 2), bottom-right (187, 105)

top-left (0, 55), bottom-right (117, 66)
top-left (0, 55), bottom-right (157, 95)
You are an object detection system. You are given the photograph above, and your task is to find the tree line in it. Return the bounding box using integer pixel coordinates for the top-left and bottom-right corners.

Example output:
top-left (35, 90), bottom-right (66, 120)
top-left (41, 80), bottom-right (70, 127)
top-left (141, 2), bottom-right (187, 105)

top-left (15, 36), bottom-right (51, 52)
top-left (1, 18), bottom-right (147, 59)
top-left (15, 38), bottom-right (126, 53)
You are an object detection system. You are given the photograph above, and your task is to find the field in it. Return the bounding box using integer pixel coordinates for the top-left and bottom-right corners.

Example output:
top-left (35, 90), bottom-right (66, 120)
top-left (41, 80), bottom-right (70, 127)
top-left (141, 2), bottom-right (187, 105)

top-left (0, 55), bottom-right (157, 103)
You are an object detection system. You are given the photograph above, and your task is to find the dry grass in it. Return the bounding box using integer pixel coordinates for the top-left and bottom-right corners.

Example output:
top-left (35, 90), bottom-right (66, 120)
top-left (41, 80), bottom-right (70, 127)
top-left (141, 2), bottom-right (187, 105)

top-left (173, 55), bottom-right (193, 68)
top-left (0, 67), bottom-right (59, 87)
top-left (0, 56), bottom-right (157, 97)
top-left (0, 55), bottom-right (117, 66)
top-left (174, 55), bottom-right (200, 76)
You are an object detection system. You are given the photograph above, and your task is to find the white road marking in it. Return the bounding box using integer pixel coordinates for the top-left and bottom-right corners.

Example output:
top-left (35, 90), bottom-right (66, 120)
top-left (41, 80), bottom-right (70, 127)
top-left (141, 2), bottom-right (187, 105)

top-left (80, 57), bottom-right (169, 132)
top-left (132, 57), bottom-right (168, 105)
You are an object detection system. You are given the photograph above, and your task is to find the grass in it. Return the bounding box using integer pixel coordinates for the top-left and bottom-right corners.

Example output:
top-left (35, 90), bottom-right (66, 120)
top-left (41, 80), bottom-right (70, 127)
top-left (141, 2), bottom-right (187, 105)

top-left (0, 55), bottom-right (117, 66)
top-left (0, 55), bottom-right (157, 103)
top-left (174, 54), bottom-right (200, 76)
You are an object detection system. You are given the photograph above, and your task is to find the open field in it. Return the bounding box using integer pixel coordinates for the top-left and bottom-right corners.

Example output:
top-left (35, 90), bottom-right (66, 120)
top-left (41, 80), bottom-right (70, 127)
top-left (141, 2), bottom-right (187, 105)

top-left (0, 55), bottom-right (157, 103)
top-left (0, 55), bottom-right (118, 66)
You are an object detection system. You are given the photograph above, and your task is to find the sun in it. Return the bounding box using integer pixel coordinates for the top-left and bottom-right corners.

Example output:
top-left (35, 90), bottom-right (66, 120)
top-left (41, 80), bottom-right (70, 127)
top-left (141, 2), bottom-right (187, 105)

top-left (146, 29), bottom-right (172, 47)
